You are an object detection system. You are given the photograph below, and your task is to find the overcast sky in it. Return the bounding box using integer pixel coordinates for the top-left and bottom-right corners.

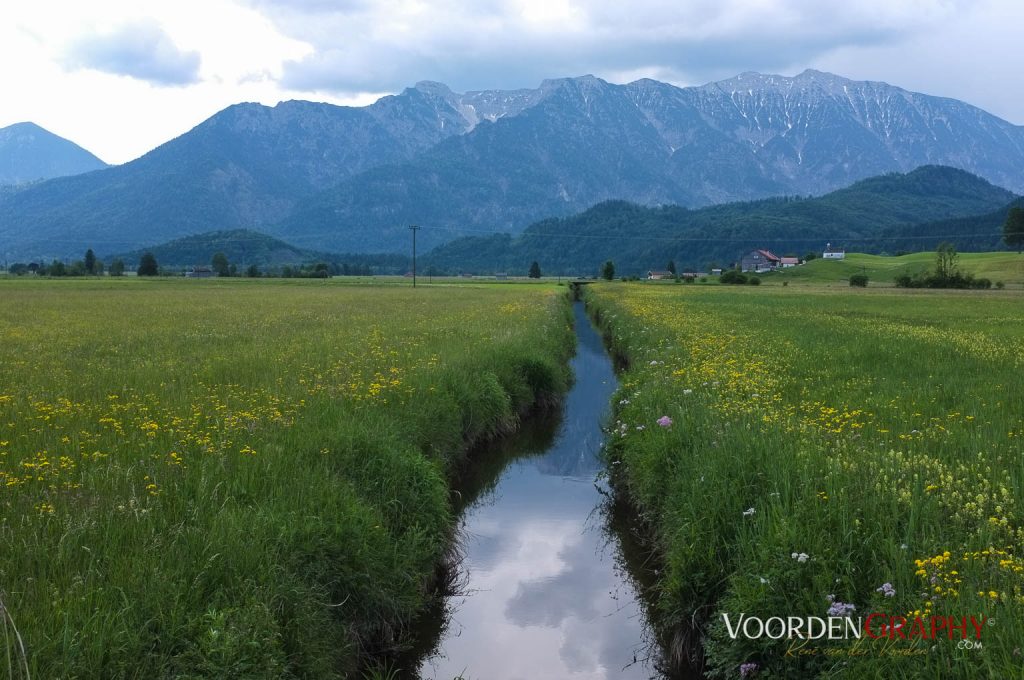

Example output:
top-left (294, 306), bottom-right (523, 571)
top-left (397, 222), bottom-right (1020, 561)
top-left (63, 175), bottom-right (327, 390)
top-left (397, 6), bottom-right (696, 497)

top-left (3, 0), bottom-right (1022, 165)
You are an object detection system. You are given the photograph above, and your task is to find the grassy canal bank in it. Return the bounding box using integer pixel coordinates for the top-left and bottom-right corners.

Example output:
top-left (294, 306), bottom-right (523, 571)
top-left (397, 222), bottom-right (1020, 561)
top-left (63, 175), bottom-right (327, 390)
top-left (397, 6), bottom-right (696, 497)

top-left (0, 278), bottom-right (573, 678)
top-left (585, 283), bottom-right (1024, 679)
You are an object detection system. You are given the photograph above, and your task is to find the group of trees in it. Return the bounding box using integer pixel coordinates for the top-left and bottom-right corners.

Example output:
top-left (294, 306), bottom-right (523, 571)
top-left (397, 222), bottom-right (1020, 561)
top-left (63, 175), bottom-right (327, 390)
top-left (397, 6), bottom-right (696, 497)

top-left (6, 248), bottom-right (130, 277)
top-left (895, 243), bottom-right (994, 289)
top-left (3, 249), bottom-right (396, 279)
top-left (719, 269), bottom-right (761, 285)
top-left (210, 253), bottom-right (380, 278)
top-left (282, 263), bottom-right (332, 278)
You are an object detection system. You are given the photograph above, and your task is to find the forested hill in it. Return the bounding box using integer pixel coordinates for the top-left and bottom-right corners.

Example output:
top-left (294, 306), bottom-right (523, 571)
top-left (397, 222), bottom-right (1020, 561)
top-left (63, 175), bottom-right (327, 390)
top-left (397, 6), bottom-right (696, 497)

top-left (113, 229), bottom-right (328, 267)
top-left (424, 166), bottom-right (1018, 275)
top-left (112, 229), bottom-right (408, 272)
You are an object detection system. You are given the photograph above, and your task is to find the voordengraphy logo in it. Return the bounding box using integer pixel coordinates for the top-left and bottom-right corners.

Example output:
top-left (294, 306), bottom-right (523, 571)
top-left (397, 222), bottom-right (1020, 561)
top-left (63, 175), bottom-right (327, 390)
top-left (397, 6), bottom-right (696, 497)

top-left (722, 613), bottom-right (987, 641)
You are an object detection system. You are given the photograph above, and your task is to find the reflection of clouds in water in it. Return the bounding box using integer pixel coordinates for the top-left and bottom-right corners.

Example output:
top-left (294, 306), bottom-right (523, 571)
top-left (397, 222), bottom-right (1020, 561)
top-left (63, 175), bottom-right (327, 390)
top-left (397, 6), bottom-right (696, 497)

top-left (458, 465), bottom-right (599, 573)
top-left (502, 527), bottom-right (647, 677)
top-left (559, 610), bottom-right (646, 678)
top-left (477, 518), bottom-right (576, 586)
top-left (504, 535), bottom-right (605, 627)
top-left (458, 478), bottom-right (581, 575)
top-left (424, 513), bottom-right (648, 679)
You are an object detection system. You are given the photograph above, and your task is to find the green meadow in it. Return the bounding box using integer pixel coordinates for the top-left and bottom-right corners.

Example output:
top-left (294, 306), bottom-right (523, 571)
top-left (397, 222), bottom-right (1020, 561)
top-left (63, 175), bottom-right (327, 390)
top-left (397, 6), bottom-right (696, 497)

top-left (0, 278), bottom-right (572, 678)
top-left (3, 270), bottom-right (1022, 680)
top-left (586, 284), bottom-right (1024, 678)
top-left (767, 251), bottom-right (1024, 286)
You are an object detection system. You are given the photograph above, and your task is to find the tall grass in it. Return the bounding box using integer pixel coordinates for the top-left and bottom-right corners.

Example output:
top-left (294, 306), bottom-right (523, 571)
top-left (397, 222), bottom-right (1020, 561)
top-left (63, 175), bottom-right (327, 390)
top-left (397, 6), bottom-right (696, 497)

top-left (586, 284), bottom-right (1023, 678)
top-left (0, 278), bottom-right (573, 677)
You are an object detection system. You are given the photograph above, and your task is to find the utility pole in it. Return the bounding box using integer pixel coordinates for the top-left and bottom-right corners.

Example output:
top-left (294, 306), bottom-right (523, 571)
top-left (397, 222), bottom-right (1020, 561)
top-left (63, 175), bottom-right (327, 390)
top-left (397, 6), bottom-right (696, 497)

top-left (409, 225), bottom-right (420, 287)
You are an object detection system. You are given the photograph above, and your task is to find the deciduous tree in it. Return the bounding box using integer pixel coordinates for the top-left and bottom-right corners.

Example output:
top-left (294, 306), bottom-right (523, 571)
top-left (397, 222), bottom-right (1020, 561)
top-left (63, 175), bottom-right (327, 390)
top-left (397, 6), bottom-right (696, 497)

top-left (935, 242), bottom-right (959, 280)
top-left (212, 252), bottom-right (230, 277)
top-left (137, 252), bottom-right (158, 276)
top-left (1004, 206), bottom-right (1024, 253)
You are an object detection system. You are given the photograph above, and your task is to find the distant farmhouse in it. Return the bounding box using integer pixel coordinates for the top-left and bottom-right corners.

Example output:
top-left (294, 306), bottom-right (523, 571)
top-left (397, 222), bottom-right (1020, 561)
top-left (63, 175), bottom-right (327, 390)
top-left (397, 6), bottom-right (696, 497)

top-left (823, 243), bottom-right (846, 260)
top-left (185, 265), bottom-right (214, 278)
top-left (740, 249), bottom-right (782, 273)
top-left (780, 256), bottom-right (800, 268)
top-left (647, 270), bottom-right (674, 280)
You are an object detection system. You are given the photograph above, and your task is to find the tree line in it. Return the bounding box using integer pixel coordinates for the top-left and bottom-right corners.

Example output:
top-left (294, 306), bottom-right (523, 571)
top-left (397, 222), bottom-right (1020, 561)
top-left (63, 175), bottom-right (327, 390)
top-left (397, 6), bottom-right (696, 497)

top-left (6, 249), bottom-right (128, 277)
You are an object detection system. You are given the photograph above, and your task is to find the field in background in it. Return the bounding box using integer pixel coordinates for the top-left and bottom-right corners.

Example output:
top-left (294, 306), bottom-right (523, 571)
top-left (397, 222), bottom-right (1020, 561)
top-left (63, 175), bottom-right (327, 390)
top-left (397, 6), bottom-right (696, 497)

top-left (767, 251), bottom-right (1024, 286)
top-left (0, 278), bottom-right (572, 678)
top-left (587, 284), bottom-right (1024, 678)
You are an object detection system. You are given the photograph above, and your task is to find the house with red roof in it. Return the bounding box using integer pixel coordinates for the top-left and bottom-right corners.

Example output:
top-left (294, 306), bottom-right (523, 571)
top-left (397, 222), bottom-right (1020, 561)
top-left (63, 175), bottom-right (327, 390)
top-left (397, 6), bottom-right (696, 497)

top-left (739, 249), bottom-right (782, 272)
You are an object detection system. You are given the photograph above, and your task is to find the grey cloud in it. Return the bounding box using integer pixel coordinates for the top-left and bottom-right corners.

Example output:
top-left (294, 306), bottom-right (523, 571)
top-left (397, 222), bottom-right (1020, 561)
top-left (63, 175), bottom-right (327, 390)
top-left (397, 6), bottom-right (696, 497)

top-left (249, 0), bottom-right (961, 95)
top-left (64, 21), bottom-right (201, 86)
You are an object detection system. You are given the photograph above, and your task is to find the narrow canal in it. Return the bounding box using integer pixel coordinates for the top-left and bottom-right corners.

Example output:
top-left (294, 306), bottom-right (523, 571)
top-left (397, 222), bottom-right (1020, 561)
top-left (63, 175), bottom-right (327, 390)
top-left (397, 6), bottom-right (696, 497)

top-left (409, 301), bottom-right (663, 679)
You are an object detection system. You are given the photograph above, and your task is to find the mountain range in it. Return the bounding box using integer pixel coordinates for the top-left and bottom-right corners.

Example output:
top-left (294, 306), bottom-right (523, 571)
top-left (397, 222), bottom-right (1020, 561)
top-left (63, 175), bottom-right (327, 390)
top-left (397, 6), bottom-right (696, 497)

top-left (2, 69), bottom-right (1024, 259)
top-left (0, 122), bottom-right (108, 186)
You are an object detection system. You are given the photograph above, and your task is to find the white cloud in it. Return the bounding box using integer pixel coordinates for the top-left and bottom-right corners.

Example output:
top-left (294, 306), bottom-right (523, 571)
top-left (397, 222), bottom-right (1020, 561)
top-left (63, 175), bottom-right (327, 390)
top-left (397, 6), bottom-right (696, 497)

top-left (64, 20), bottom-right (201, 86)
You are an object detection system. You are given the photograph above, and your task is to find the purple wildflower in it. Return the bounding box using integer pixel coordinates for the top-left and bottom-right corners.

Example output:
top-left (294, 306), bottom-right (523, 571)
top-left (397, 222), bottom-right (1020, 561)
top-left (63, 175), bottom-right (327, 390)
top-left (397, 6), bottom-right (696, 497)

top-left (739, 662), bottom-right (759, 678)
top-left (877, 582), bottom-right (896, 598)
top-left (827, 601), bottom-right (856, 617)
top-left (657, 415), bottom-right (673, 427)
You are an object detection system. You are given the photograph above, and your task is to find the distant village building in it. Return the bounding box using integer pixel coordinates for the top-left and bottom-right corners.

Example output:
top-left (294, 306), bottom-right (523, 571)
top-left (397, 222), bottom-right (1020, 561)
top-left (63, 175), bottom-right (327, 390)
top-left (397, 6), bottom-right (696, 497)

top-left (647, 270), bottom-right (674, 280)
top-left (495, 272), bottom-right (508, 280)
top-left (780, 257), bottom-right (801, 268)
top-left (710, 268), bottom-right (723, 276)
top-left (740, 249), bottom-right (782, 273)
top-left (823, 243), bottom-right (846, 260)
top-left (185, 265), bottom-right (214, 278)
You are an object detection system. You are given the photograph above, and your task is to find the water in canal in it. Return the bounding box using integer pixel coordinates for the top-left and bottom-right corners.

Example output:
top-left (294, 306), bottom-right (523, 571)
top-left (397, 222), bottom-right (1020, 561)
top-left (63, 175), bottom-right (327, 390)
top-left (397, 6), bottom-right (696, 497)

top-left (411, 302), bottom-right (661, 679)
